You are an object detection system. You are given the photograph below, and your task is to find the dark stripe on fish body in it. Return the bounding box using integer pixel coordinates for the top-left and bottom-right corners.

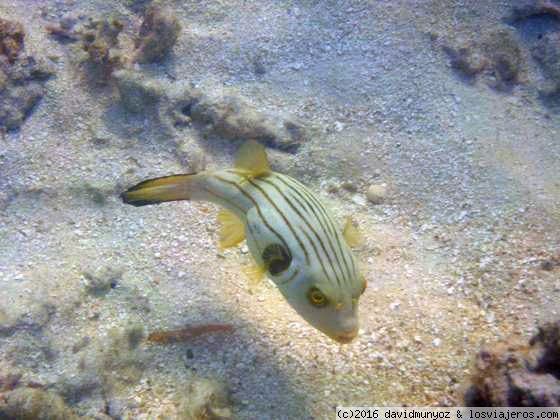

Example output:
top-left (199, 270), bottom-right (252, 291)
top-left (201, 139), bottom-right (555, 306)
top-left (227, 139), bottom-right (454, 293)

top-left (267, 175), bottom-right (352, 288)
top-left (275, 175), bottom-right (341, 245)
top-left (285, 175), bottom-right (357, 283)
top-left (246, 221), bottom-right (263, 257)
top-left (273, 174), bottom-right (355, 287)
top-left (257, 177), bottom-right (343, 288)
top-left (246, 179), bottom-right (311, 265)
top-left (290, 175), bottom-right (357, 288)
top-left (210, 174), bottom-right (292, 259)
top-left (202, 186), bottom-right (245, 215)
top-left (226, 169), bottom-right (357, 286)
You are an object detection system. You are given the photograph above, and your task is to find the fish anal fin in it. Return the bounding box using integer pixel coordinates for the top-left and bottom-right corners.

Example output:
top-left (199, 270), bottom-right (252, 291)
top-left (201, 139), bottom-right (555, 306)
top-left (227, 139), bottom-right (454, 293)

top-left (235, 140), bottom-right (271, 178)
top-left (218, 209), bottom-right (245, 249)
top-left (342, 217), bottom-right (364, 248)
top-left (243, 263), bottom-right (266, 292)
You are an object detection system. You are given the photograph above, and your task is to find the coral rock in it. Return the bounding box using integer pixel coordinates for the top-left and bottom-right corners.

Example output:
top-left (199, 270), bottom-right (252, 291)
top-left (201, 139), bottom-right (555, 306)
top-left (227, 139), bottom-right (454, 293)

top-left (0, 18), bottom-right (53, 130)
top-left (483, 29), bottom-right (522, 90)
top-left (178, 379), bottom-right (232, 420)
top-left (134, 5), bottom-right (181, 64)
top-left (164, 87), bottom-right (306, 152)
top-left (0, 387), bottom-right (80, 420)
top-left (113, 68), bottom-right (164, 113)
top-left (82, 266), bottom-right (123, 297)
top-left (0, 17), bottom-right (24, 62)
top-left (79, 18), bottom-right (124, 85)
top-left (443, 28), bottom-right (523, 91)
top-left (443, 43), bottom-right (487, 79)
top-left (464, 321), bottom-right (560, 406)
top-left (532, 32), bottom-right (560, 92)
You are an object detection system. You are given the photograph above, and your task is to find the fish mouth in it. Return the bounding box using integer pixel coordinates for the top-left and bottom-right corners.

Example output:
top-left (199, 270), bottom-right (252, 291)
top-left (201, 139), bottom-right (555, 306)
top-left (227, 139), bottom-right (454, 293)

top-left (332, 330), bottom-right (358, 344)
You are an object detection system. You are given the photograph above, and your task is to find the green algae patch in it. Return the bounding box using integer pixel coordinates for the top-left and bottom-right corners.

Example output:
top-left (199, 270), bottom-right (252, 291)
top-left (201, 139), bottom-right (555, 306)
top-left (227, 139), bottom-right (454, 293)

top-left (178, 379), bottom-right (232, 420)
top-left (0, 387), bottom-right (81, 420)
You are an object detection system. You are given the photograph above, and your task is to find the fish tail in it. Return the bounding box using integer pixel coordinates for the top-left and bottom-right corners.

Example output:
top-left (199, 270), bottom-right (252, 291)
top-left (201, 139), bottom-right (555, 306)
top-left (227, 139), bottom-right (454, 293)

top-left (121, 173), bottom-right (201, 206)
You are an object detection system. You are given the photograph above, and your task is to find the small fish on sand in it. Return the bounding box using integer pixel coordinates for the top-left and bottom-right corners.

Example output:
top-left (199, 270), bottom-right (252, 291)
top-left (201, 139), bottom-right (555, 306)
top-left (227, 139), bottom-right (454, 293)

top-left (147, 324), bottom-right (234, 344)
top-left (121, 140), bottom-right (366, 344)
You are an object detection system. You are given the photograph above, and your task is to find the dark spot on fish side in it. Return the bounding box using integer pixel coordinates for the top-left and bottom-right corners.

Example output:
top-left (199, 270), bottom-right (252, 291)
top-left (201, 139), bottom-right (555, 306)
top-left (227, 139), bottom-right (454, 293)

top-left (262, 243), bottom-right (292, 275)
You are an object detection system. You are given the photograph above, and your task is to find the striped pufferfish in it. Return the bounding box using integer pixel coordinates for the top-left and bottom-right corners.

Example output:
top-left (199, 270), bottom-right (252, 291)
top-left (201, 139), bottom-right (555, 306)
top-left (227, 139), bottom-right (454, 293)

top-left (121, 141), bottom-right (367, 343)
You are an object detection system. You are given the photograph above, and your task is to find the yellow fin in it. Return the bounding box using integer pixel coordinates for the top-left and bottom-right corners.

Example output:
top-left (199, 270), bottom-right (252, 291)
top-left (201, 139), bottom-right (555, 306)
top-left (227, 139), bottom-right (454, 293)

top-left (217, 209), bottom-right (245, 249)
top-left (235, 140), bottom-right (271, 178)
top-left (342, 217), bottom-right (364, 248)
top-left (243, 263), bottom-right (266, 292)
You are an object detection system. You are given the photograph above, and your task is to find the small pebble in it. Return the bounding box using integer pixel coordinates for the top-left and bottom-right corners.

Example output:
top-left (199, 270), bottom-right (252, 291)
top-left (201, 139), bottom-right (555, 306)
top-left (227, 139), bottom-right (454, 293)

top-left (351, 194), bottom-right (367, 206)
top-left (366, 184), bottom-right (386, 204)
top-left (433, 338), bottom-right (442, 347)
top-left (341, 181), bottom-right (357, 192)
top-left (540, 259), bottom-right (555, 271)
top-left (389, 301), bottom-right (400, 311)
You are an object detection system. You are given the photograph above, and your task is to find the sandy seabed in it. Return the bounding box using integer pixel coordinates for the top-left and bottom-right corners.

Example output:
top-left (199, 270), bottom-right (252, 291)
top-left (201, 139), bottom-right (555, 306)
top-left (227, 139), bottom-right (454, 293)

top-left (0, 0), bottom-right (559, 418)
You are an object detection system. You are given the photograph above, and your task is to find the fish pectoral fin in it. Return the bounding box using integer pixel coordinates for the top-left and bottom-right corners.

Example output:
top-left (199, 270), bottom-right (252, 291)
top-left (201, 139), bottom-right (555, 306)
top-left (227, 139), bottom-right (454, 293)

top-left (217, 209), bottom-right (245, 249)
top-left (342, 217), bottom-right (364, 248)
top-left (243, 263), bottom-right (266, 291)
top-left (235, 140), bottom-right (271, 178)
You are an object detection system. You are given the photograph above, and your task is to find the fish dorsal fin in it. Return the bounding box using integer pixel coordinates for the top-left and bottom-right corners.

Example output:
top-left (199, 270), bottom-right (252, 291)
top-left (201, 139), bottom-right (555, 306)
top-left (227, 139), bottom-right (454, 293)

top-left (217, 209), bottom-right (245, 249)
top-left (235, 140), bottom-right (271, 178)
top-left (342, 217), bottom-right (364, 248)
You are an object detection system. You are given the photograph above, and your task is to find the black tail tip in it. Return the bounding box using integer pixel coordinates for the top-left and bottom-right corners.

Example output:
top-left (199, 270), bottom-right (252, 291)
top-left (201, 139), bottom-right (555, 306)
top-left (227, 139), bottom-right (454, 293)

top-left (120, 190), bottom-right (161, 207)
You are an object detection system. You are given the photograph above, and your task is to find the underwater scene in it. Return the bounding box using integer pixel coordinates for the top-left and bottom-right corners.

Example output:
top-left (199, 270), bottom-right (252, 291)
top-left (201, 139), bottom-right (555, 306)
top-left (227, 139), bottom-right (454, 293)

top-left (1, 0), bottom-right (559, 418)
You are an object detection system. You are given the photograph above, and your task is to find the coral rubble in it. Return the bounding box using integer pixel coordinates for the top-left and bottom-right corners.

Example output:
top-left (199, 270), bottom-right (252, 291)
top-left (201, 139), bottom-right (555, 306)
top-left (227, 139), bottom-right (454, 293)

top-left (442, 28), bottom-right (523, 91)
top-left (0, 387), bottom-right (81, 420)
top-left (178, 379), bottom-right (232, 420)
top-left (0, 17), bottom-right (53, 130)
top-left (82, 266), bottom-right (123, 297)
top-left (0, 17), bottom-right (24, 62)
top-left (532, 31), bottom-right (560, 94)
top-left (162, 82), bottom-right (306, 152)
top-left (507, 1), bottom-right (560, 23)
top-left (134, 4), bottom-right (181, 64)
top-left (112, 68), bottom-right (163, 113)
top-left (79, 17), bottom-right (124, 85)
top-left (482, 29), bottom-right (523, 91)
top-left (114, 68), bottom-right (306, 151)
top-left (464, 321), bottom-right (560, 406)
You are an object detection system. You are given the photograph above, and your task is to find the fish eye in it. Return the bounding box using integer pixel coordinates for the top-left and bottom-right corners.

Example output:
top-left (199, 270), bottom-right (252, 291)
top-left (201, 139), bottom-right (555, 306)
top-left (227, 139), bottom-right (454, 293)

top-left (307, 287), bottom-right (328, 307)
top-left (262, 243), bottom-right (291, 275)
